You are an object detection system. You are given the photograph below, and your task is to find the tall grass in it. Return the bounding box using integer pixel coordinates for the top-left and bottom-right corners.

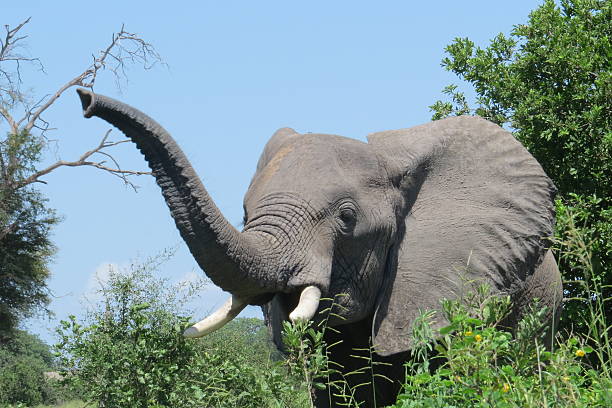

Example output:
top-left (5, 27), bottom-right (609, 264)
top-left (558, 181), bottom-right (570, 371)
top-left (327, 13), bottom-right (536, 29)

top-left (555, 212), bottom-right (611, 376)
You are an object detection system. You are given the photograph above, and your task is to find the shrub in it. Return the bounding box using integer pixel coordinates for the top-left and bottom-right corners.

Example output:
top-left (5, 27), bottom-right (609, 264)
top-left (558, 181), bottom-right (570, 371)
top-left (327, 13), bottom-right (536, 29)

top-left (54, 252), bottom-right (308, 407)
top-left (393, 290), bottom-right (610, 407)
top-left (0, 348), bottom-right (49, 406)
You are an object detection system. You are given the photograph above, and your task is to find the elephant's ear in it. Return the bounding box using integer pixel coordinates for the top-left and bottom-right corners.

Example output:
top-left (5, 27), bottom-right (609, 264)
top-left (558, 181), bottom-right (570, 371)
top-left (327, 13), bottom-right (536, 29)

top-left (255, 127), bottom-right (300, 173)
top-left (246, 127), bottom-right (301, 194)
top-left (368, 116), bottom-right (556, 356)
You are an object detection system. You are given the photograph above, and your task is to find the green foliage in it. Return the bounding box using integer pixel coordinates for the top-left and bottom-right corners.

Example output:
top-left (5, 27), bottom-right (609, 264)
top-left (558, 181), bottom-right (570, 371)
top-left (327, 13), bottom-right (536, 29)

top-left (186, 317), bottom-right (309, 408)
top-left (54, 253), bottom-right (308, 407)
top-left (0, 349), bottom-right (50, 407)
top-left (554, 205), bottom-right (611, 372)
top-left (0, 130), bottom-right (58, 339)
top-left (0, 330), bottom-right (59, 406)
top-left (283, 320), bottom-right (330, 395)
top-left (429, 0), bottom-right (611, 338)
top-left (2, 329), bottom-right (55, 368)
top-left (392, 287), bottom-right (610, 407)
top-left (202, 317), bottom-right (281, 365)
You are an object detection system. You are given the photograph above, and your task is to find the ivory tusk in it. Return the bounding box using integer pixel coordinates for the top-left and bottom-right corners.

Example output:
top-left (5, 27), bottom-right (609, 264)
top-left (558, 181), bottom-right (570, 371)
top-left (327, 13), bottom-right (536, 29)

top-left (289, 286), bottom-right (321, 323)
top-left (183, 295), bottom-right (248, 338)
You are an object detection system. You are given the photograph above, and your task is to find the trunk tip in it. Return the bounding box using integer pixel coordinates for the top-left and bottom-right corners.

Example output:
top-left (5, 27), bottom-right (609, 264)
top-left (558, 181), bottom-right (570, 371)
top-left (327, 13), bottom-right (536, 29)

top-left (76, 88), bottom-right (94, 118)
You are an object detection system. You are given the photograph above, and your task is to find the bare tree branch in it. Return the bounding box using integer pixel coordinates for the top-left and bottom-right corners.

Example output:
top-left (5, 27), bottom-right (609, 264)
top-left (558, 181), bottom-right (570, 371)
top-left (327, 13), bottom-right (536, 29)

top-left (0, 18), bottom-right (163, 193)
top-left (20, 75), bottom-right (84, 132)
top-left (20, 25), bottom-right (163, 133)
top-left (16, 130), bottom-right (151, 191)
top-left (0, 105), bottom-right (17, 134)
top-left (0, 18), bottom-right (32, 74)
top-left (0, 18), bottom-right (43, 110)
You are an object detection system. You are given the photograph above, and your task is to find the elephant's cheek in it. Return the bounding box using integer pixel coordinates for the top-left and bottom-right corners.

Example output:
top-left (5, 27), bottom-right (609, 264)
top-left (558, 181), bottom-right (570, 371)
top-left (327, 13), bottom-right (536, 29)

top-left (327, 251), bottom-right (388, 324)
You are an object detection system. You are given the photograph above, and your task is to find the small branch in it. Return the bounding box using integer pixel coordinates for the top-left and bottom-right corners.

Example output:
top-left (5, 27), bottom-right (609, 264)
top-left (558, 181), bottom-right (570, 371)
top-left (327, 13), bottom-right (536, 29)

top-left (16, 130), bottom-right (151, 191)
top-left (0, 18), bottom-right (31, 62)
top-left (21, 75), bottom-right (83, 132)
top-left (20, 25), bottom-right (164, 133)
top-left (0, 105), bottom-right (17, 133)
top-left (1, 19), bottom-right (161, 193)
top-left (0, 18), bottom-right (43, 105)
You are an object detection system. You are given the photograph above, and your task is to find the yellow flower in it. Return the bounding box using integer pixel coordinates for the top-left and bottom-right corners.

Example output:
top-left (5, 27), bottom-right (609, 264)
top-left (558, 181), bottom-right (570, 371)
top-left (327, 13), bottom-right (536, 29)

top-left (562, 376), bottom-right (570, 382)
top-left (464, 331), bottom-right (473, 336)
top-left (502, 383), bottom-right (510, 393)
top-left (475, 334), bottom-right (483, 342)
top-left (455, 375), bottom-right (461, 382)
top-left (575, 349), bottom-right (585, 357)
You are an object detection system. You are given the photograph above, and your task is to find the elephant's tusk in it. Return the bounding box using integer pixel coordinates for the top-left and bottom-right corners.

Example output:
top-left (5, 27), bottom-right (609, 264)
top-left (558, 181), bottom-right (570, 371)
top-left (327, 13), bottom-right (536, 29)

top-left (289, 286), bottom-right (321, 323)
top-left (183, 295), bottom-right (248, 338)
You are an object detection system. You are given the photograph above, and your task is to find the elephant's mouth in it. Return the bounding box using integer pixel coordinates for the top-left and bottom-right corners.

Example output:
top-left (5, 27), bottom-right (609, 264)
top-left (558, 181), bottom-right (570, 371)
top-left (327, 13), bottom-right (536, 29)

top-left (184, 285), bottom-right (322, 338)
top-left (278, 291), bottom-right (301, 318)
top-left (275, 287), bottom-right (320, 320)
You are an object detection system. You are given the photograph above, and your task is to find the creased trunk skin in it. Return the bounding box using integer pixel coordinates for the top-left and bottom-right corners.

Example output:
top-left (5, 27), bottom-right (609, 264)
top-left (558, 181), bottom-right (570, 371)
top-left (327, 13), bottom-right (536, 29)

top-left (76, 89), bottom-right (277, 298)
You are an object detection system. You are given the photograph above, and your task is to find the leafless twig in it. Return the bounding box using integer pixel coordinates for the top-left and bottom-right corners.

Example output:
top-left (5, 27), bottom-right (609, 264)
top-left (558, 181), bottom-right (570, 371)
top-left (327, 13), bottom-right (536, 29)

top-left (0, 18), bottom-right (163, 192)
top-left (16, 130), bottom-right (151, 191)
top-left (19, 23), bottom-right (164, 134)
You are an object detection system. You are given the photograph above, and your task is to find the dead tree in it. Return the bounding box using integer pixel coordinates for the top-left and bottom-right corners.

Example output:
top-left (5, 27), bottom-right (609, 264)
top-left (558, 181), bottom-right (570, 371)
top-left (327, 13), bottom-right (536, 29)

top-left (0, 18), bottom-right (164, 193)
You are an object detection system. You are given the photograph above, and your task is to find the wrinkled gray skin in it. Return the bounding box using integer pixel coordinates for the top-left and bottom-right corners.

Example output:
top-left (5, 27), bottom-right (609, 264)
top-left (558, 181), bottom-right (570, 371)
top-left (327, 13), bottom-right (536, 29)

top-left (76, 89), bottom-right (563, 407)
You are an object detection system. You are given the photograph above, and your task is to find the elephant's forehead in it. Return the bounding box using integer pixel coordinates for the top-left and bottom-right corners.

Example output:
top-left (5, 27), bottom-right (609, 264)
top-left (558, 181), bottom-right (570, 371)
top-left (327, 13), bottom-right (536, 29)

top-left (246, 134), bottom-right (383, 205)
top-left (295, 134), bottom-right (376, 171)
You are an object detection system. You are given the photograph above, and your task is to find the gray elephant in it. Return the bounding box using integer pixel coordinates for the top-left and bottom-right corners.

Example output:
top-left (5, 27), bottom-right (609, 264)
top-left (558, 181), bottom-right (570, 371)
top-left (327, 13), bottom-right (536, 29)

top-left (76, 89), bottom-right (562, 407)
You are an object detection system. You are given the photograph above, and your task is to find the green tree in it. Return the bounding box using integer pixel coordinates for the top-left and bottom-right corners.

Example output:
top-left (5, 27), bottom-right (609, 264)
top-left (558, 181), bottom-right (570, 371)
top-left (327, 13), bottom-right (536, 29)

top-left (429, 0), bottom-right (611, 335)
top-left (0, 330), bottom-right (57, 406)
top-left (0, 129), bottom-right (58, 339)
top-left (0, 18), bottom-right (159, 340)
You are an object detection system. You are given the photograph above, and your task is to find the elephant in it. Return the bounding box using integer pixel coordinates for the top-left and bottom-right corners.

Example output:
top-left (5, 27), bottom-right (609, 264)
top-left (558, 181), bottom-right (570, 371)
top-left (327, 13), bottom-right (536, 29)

top-left (75, 89), bottom-right (563, 407)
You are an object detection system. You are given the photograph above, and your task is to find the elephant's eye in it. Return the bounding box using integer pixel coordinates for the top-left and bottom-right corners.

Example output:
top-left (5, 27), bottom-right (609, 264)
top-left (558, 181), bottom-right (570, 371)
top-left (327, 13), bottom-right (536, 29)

top-left (339, 207), bottom-right (357, 228)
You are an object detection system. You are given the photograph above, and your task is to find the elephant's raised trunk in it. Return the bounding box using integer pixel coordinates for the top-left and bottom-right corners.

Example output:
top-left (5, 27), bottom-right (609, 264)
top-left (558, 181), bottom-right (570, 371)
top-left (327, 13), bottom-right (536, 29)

top-left (76, 89), bottom-right (278, 298)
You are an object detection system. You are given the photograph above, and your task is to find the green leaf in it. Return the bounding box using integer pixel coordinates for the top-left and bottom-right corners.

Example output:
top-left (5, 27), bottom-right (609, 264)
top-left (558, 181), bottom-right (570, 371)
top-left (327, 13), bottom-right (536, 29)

top-left (466, 318), bottom-right (483, 326)
top-left (439, 324), bottom-right (457, 335)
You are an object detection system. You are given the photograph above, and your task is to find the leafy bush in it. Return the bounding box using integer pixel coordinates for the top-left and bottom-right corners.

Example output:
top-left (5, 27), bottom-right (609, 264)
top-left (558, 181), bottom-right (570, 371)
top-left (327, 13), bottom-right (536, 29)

top-left (0, 347), bottom-right (49, 406)
top-left (281, 296), bottom-right (387, 408)
top-left (54, 253), bottom-right (308, 407)
top-left (392, 291), bottom-right (610, 407)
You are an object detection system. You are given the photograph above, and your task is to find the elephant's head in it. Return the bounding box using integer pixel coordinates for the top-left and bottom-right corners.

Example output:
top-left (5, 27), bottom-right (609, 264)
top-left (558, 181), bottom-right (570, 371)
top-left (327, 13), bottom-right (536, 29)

top-left (77, 89), bottom-right (556, 356)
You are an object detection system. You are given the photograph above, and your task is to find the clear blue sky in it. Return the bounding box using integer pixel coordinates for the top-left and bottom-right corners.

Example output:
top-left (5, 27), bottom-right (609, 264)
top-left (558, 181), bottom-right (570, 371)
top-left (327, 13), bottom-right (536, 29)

top-left (3, 0), bottom-right (541, 344)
